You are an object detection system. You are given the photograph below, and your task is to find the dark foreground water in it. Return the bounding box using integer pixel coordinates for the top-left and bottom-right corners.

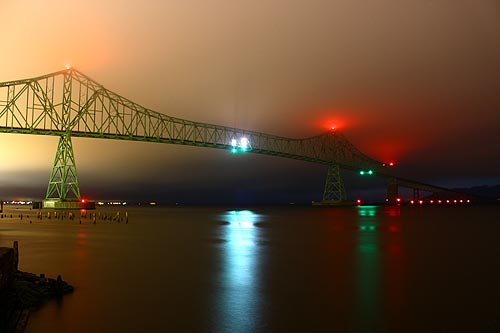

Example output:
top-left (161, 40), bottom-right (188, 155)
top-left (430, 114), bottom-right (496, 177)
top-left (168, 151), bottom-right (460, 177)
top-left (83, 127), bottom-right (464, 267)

top-left (1, 204), bottom-right (500, 332)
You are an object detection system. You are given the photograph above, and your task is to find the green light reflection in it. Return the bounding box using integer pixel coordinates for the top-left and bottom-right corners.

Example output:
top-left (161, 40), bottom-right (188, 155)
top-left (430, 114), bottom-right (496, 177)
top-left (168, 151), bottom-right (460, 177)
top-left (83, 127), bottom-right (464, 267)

top-left (355, 205), bottom-right (382, 330)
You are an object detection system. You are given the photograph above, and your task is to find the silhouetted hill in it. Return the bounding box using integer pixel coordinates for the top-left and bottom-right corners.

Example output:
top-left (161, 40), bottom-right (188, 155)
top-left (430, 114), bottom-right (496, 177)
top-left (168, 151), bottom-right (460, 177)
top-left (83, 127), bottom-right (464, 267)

top-left (424, 184), bottom-right (500, 202)
top-left (454, 184), bottom-right (500, 200)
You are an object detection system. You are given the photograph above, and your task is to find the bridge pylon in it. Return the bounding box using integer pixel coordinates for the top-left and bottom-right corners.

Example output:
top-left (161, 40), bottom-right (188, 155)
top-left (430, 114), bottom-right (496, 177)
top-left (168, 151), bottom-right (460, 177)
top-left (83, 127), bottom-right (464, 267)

top-left (43, 133), bottom-right (94, 209)
top-left (387, 178), bottom-right (399, 204)
top-left (321, 164), bottom-right (347, 203)
top-left (45, 133), bottom-right (81, 199)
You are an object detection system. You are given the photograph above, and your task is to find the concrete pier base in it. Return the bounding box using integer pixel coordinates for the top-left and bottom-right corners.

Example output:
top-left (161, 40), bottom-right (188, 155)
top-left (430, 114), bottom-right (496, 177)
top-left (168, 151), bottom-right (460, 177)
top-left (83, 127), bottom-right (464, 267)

top-left (42, 199), bottom-right (96, 210)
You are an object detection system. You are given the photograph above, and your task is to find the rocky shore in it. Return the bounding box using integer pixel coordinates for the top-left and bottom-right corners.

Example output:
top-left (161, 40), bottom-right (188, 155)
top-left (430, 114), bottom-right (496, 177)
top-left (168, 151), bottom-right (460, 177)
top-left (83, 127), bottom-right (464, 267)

top-left (0, 242), bottom-right (73, 332)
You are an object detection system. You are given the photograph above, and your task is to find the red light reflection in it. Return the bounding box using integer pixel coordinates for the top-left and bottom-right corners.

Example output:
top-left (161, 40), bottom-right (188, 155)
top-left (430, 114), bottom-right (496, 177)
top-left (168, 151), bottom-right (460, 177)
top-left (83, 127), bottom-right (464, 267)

top-left (389, 225), bottom-right (400, 232)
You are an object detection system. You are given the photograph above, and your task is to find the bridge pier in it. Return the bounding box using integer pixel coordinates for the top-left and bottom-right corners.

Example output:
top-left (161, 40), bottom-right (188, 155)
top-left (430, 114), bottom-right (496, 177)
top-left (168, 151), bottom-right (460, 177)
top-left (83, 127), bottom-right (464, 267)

top-left (42, 133), bottom-right (93, 209)
top-left (320, 164), bottom-right (347, 203)
top-left (387, 180), bottom-right (399, 204)
top-left (45, 133), bottom-right (81, 201)
top-left (413, 188), bottom-right (420, 201)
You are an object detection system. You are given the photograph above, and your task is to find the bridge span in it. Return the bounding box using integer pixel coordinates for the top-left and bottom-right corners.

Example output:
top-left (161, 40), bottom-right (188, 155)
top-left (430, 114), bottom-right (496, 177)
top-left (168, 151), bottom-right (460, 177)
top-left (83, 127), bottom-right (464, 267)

top-left (0, 68), bottom-right (459, 207)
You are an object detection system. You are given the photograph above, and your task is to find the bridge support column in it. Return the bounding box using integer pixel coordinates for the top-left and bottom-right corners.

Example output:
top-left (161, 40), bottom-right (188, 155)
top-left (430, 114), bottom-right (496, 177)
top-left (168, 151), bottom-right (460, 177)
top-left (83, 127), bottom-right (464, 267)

top-left (387, 179), bottom-right (399, 204)
top-left (45, 133), bottom-right (81, 202)
top-left (322, 164), bottom-right (347, 203)
top-left (413, 188), bottom-right (420, 201)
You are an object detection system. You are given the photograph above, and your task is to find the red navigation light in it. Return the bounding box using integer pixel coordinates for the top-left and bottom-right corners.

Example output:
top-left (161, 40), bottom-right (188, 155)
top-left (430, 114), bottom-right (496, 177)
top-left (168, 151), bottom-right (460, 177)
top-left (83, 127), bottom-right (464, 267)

top-left (410, 200), bottom-right (414, 205)
top-left (396, 198), bottom-right (401, 203)
top-left (382, 163), bottom-right (386, 167)
top-left (356, 199), bottom-right (362, 205)
top-left (389, 162), bottom-right (394, 167)
top-left (453, 199), bottom-right (457, 203)
top-left (438, 200), bottom-right (442, 204)
top-left (459, 199), bottom-right (463, 203)
top-left (419, 200), bottom-right (423, 205)
top-left (446, 200), bottom-right (450, 204)
top-left (81, 199), bottom-right (86, 203)
top-left (466, 199), bottom-right (470, 203)
top-left (430, 200), bottom-right (434, 204)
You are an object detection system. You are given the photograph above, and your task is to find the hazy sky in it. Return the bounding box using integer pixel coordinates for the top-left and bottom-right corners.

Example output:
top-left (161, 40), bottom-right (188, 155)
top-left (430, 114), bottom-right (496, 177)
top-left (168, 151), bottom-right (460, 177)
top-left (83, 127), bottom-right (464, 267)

top-left (1, 0), bottom-right (499, 203)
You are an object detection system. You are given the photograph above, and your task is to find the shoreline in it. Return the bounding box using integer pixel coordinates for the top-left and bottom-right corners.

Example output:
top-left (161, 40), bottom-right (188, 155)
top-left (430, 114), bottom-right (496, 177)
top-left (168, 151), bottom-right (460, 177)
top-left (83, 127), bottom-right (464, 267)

top-left (0, 242), bottom-right (73, 333)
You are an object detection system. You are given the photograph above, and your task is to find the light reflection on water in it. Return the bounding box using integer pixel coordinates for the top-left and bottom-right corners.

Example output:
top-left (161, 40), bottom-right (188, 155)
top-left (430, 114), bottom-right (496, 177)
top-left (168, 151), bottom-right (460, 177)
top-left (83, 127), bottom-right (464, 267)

top-left (356, 206), bottom-right (381, 331)
top-left (216, 210), bottom-right (263, 332)
top-left (1, 205), bottom-right (499, 332)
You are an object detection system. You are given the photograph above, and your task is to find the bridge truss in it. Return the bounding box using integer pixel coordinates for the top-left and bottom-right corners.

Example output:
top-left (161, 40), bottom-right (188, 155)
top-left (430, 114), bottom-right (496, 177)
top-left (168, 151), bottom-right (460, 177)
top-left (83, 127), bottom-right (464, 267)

top-left (0, 68), bottom-right (445, 205)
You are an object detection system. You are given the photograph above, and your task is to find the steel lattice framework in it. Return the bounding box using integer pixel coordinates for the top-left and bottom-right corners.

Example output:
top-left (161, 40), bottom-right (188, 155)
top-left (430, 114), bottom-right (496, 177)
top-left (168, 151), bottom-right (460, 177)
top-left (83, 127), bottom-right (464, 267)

top-left (0, 68), bottom-right (391, 202)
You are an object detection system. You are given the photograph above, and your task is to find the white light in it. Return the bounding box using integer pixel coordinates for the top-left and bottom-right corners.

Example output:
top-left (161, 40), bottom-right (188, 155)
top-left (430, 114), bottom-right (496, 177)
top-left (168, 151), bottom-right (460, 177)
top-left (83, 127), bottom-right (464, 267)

top-left (240, 137), bottom-right (248, 149)
top-left (65, 65), bottom-right (71, 70)
top-left (231, 139), bottom-right (237, 147)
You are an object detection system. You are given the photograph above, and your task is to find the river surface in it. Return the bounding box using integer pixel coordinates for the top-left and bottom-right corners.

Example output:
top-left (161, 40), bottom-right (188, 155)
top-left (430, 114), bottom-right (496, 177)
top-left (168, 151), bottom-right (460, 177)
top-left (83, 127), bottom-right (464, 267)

top-left (1, 204), bottom-right (500, 332)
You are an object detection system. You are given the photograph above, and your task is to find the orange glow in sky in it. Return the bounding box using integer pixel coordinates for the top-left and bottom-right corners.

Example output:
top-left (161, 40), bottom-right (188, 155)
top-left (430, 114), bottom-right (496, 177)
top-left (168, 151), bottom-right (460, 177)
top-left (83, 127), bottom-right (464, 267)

top-left (313, 106), bottom-right (365, 133)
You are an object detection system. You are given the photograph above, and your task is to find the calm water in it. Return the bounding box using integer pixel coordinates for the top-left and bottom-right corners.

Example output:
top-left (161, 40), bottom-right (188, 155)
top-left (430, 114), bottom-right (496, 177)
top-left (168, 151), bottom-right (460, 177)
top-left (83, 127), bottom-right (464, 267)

top-left (1, 205), bottom-right (500, 332)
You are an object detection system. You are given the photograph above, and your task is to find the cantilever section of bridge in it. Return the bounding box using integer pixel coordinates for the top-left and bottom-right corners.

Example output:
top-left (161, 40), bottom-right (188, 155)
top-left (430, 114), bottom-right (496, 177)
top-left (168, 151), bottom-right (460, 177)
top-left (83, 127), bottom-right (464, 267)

top-left (0, 68), bottom-right (450, 208)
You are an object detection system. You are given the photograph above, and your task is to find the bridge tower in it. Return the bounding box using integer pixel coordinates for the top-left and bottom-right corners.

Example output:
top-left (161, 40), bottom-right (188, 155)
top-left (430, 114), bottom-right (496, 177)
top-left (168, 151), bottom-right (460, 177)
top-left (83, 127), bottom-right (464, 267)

top-left (45, 133), bottom-right (81, 201)
top-left (40, 70), bottom-right (92, 209)
top-left (322, 164), bottom-right (347, 202)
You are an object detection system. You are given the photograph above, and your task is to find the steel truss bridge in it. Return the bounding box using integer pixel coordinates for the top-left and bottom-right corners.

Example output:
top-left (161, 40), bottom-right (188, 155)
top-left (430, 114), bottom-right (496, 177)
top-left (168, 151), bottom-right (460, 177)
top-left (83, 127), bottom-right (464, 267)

top-left (0, 68), bottom-right (457, 205)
